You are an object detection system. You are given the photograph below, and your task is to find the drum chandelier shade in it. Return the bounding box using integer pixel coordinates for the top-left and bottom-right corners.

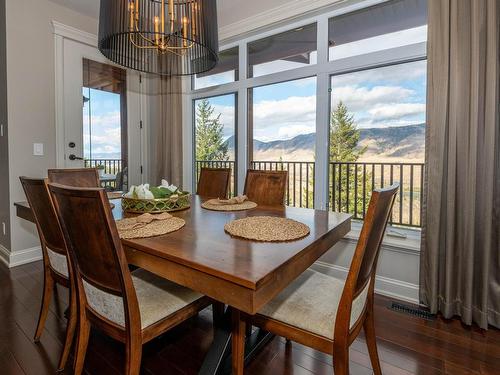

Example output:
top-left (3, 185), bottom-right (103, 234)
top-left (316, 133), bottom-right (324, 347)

top-left (98, 0), bottom-right (219, 76)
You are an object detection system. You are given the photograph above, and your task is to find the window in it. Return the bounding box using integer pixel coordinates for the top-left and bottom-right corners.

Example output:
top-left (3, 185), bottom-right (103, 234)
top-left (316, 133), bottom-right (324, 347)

top-left (248, 23), bottom-right (317, 78)
top-left (193, 47), bottom-right (239, 90)
top-left (82, 59), bottom-right (127, 190)
top-left (329, 60), bottom-right (427, 226)
top-left (249, 77), bottom-right (316, 207)
top-left (188, 0), bottom-right (428, 227)
top-left (328, 0), bottom-right (427, 60)
top-left (194, 94), bottom-right (237, 195)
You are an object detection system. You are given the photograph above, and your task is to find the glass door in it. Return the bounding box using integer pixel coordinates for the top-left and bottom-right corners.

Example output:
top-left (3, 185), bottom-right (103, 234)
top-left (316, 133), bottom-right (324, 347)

top-left (82, 59), bottom-right (128, 191)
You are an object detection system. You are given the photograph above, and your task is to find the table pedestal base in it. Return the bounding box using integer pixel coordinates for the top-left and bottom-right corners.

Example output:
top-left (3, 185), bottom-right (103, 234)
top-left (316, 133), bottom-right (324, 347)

top-left (199, 307), bottom-right (274, 375)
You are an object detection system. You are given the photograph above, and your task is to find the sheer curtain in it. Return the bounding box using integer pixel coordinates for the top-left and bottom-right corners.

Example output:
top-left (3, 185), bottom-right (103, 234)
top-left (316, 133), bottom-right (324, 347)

top-left (149, 76), bottom-right (184, 187)
top-left (420, 0), bottom-right (499, 329)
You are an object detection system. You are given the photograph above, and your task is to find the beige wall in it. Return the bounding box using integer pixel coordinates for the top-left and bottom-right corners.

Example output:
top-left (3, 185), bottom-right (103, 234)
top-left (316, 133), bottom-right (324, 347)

top-left (0, 0), bottom-right (9, 250)
top-left (6, 0), bottom-right (98, 253)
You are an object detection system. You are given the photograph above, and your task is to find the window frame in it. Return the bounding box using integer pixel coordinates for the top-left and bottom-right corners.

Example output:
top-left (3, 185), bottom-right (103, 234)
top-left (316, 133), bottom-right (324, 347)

top-left (191, 92), bottom-right (239, 194)
top-left (184, 0), bottom-right (427, 211)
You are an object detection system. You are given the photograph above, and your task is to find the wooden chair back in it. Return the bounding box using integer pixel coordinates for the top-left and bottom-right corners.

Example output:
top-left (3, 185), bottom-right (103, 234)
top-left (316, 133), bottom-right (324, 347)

top-left (351, 184), bottom-right (399, 294)
top-left (48, 183), bottom-right (136, 314)
top-left (336, 184), bottom-right (398, 338)
top-left (48, 168), bottom-right (100, 187)
top-left (197, 167), bottom-right (231, 199)
top-left (243, 170), bottom-right (288, 206)
top-left (19, 177), bottom-right (65, 255)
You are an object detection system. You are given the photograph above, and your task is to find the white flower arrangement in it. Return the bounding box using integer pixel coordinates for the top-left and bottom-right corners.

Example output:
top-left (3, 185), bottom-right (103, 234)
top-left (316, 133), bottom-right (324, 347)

top-left (122, 180), bottom-right (190, 213)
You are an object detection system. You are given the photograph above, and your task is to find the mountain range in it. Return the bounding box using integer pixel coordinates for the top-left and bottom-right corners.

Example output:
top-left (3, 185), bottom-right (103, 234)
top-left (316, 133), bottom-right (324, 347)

top-left (226, 124), bottom-right (425, 162)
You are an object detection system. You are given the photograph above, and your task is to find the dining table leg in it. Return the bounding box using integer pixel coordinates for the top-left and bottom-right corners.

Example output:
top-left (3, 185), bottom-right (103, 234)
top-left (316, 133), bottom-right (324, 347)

top-left (231, 309), bottom-right (246, 375)
top-left (198, 306), bottom-right (275, 375)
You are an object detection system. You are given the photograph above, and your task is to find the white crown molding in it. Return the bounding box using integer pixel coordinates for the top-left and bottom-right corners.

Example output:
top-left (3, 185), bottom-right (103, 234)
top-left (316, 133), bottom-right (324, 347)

top-left (52, 20), bottom-right (97, 47)
top-left (0, 245), bottom-right (42, 268)
top-left (218, 0), bottom-right (347, 41)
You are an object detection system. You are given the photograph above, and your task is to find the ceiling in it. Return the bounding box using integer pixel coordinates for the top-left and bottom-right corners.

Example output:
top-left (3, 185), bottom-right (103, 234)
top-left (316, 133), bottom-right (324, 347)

top-left (47, 0), bottom-right (293, 27)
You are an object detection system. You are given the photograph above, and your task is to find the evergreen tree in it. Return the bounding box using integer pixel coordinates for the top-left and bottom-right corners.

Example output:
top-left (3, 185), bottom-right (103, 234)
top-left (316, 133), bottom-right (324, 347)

top-left (329, 101), bottom-right (369, 216)
top-left (329, 101), bottom-right (366, 161)
top-left (195, 99), bottom-right (229, 161)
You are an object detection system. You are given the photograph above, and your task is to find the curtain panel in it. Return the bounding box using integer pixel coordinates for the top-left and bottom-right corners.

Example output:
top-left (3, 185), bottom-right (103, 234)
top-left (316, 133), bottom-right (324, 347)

top-left (150, 76), bottom-right (184, 188)
top-left (420, 0), bottom-right (499, 329)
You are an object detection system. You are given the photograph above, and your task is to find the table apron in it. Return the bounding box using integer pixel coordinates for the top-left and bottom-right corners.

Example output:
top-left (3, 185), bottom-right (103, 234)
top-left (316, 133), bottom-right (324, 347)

top-left (125, 247), bottom-right (258, 314)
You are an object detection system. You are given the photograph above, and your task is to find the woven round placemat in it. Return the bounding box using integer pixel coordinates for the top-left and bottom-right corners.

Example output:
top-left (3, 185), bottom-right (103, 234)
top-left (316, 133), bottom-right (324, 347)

top-left (202, 199), bottom-right (257, 212)
top-left (224, 216), bottom-right (310, 242)
top-left (116, 217), bottom-right (185, 239)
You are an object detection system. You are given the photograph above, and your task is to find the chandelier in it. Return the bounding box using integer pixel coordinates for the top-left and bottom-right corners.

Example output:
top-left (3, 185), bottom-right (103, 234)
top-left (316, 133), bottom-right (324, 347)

top-left (98, 0), bottom-right (219, 76)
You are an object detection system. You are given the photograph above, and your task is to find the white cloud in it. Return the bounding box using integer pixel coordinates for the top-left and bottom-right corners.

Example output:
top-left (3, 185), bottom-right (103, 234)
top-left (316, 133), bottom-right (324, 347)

top-left (84, 119), bottom-right (122, 155)
top-left (368, 103), bottom-right (426, 119)
top-left (254, 96), bottom-right (316, 124)
top-left (253, 95), bottom-right (316, 141)
top-left (331, 85), bottom-right (414, 112)
top-left (195, 80), bottom-right (426, 144)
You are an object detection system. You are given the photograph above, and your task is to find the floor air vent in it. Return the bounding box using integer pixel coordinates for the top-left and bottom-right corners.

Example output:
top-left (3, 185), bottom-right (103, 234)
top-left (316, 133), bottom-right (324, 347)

top-left (389, 302), bottom-right (436, 320)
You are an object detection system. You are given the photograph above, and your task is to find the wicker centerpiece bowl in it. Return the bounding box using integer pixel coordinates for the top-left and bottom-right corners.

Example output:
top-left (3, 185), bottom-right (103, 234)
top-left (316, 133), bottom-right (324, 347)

top-left (122, 181), bottom-right (190, 214)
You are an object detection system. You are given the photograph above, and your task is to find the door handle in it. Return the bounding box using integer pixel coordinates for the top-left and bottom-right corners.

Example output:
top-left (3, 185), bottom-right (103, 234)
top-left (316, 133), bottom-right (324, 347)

top-left (68, 154), bottom-right (84, 161)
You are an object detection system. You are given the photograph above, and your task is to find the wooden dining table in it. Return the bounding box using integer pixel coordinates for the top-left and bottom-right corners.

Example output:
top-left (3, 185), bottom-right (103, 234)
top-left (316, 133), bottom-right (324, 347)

top-left (15, 195), bottom-right (352, 374)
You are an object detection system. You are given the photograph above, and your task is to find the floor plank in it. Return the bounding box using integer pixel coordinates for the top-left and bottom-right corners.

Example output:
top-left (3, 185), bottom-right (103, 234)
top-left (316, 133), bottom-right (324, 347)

top-left (0, 261), bottom-right (499, 375)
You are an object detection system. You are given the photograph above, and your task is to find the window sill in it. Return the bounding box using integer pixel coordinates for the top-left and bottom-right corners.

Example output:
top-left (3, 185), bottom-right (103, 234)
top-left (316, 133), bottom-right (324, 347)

top-left (342, 221), bottom-right (421, 255)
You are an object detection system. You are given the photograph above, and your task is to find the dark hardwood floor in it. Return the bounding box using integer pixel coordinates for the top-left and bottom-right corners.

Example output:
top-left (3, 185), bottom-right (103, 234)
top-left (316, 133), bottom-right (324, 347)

top-left (0, 261), bottom-right (498, 375)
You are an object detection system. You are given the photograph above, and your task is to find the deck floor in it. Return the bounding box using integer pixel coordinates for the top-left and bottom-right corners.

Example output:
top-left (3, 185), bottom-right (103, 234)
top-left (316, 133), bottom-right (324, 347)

top-left (0, 261), bottom-right (498, 375)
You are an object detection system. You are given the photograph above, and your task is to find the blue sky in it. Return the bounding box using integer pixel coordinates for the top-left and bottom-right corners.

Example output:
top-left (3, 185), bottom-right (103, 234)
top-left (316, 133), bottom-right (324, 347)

top-left (83, 88), bottom-right (122, 159)
top-left (87, 23), bottom-right (427, 157)
top-left (198, 59), bottom-right (426, 144)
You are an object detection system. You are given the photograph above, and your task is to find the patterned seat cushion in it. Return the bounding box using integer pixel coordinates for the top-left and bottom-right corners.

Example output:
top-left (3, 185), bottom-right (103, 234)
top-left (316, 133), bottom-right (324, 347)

top-left (46, 247), bottom-right (69, 278)
top-left (258, 269), bottom-right (369, 339)
top-left (83, 269), bottom-right (204, 329)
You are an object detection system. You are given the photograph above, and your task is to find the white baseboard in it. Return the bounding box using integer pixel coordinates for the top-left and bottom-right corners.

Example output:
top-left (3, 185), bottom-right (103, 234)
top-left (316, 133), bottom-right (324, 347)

top-left (0, 244), bottom-right (42, 268)
top-left (0, 245), bottom-right (419, 302)
top-left (311, 261), bottom-right (420, 304)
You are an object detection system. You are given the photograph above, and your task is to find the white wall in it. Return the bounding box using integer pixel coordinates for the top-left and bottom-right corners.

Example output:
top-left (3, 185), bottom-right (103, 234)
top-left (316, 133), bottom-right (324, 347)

top-left (312, 235), bottom-right (420, 303)
top-left (4, 0), bottom-right (98, 263)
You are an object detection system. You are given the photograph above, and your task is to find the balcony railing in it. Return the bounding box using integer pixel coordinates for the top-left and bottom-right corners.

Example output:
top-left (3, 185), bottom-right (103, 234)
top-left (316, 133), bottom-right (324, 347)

top-left (250, 161), bottom-right (315, 209)
top-left (329, 162), bottom-right (424, 228)
top-left (84, 159), bottom-right (123, 189)
top-left (194, 160), bottom-right (424, 228)
top-left (195, 160), bottom-right (236, 197)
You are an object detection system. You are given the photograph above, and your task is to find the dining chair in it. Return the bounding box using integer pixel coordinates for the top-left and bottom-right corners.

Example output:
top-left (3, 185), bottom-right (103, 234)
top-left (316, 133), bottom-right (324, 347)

top-left (48, 183), bottom-right (212, 375)
top-left (235, 184), bottom-right (399, 375)
top-left (47, 168), bottom-right (100, 187)
top-left (243, 169), bottom-right (288, 206)
top-left (114, 166), bottom-right (128, 192)
top-left (19, 177), bottom-right (76, 371)
top-left (197, 167), bottom-right (231, 199)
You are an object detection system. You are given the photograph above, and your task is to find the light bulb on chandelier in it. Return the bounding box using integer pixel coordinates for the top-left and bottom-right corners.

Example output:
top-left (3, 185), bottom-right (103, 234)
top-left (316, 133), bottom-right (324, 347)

top-left (98, 0), bottom-right (218, 76)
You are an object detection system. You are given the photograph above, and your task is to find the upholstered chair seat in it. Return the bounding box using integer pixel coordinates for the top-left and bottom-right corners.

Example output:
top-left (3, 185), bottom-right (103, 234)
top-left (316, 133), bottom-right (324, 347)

top-left (46, 248), bottom-right (69, 277)
top-left (258, 269), bottom-right (369, 339)
top-left (83, 269), bottom-right (204, 329)
top-left (235, 185), bottom-right (399, 375)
